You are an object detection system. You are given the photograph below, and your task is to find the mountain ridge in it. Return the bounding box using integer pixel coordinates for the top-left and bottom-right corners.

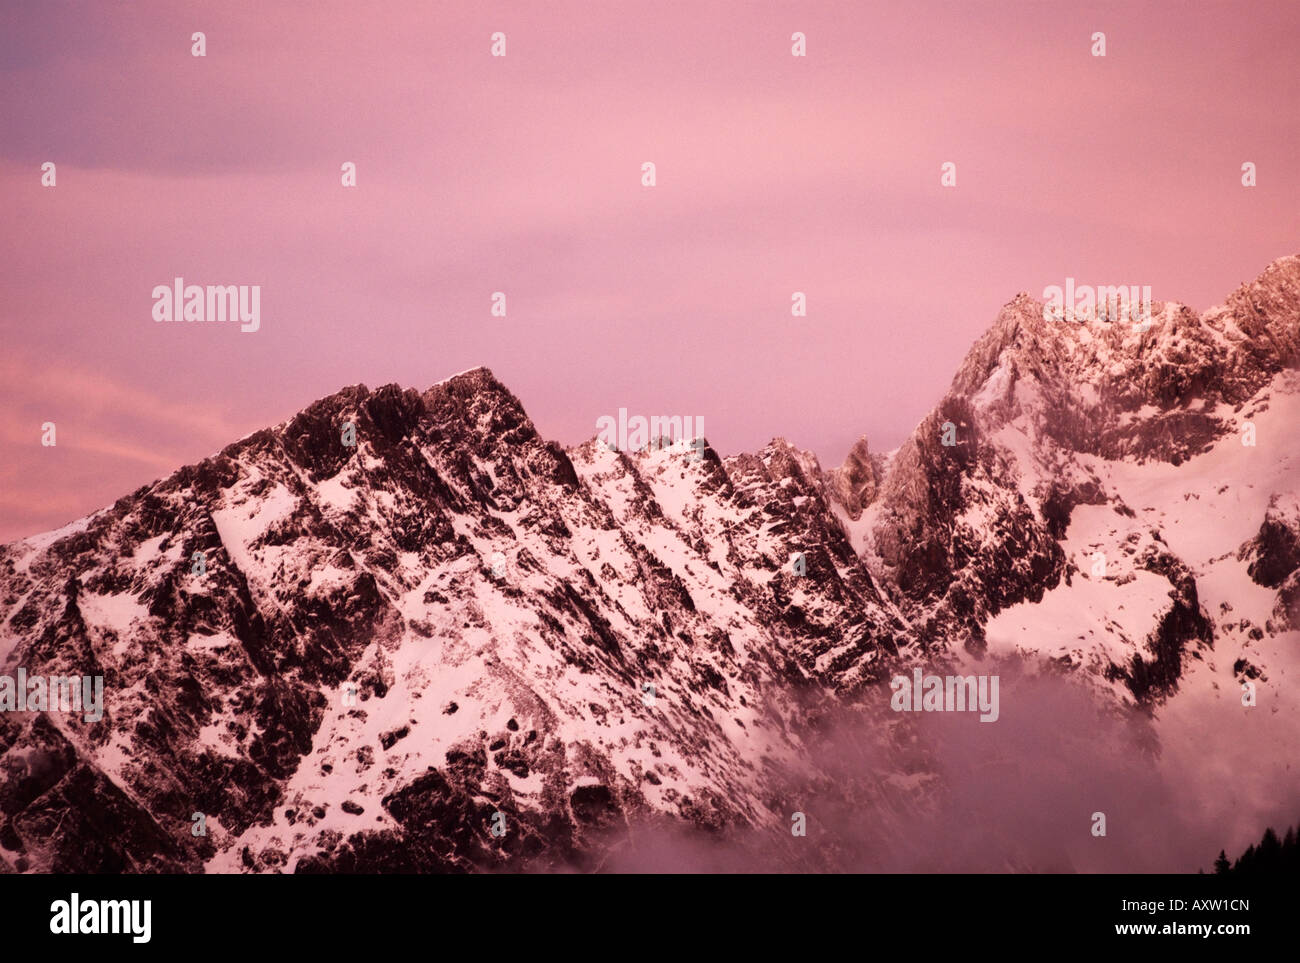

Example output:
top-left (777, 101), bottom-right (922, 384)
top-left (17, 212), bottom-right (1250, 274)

top-left (2, 255), bottom-right (1298, 872)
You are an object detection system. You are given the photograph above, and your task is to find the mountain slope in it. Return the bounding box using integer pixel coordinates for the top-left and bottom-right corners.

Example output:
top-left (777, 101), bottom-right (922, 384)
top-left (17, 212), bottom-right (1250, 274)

top-left (2, 256), bottom-right (1298, 873)
top-left (0, 370), bottom-right (909, 873)
top-left (856, 256), bottom-right (1300, 695)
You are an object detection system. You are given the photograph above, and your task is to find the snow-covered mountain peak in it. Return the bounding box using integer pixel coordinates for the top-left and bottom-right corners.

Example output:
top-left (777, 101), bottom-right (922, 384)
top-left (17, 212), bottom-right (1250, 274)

top-left (2, 256), bottom-right (1297, 873)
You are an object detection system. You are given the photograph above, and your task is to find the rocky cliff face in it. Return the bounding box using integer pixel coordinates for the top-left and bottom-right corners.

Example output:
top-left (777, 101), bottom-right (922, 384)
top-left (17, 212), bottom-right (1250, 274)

top-left (0, 368), bottom-right (912, 873)
top-left (854, 256), bottom-right (1300, 700)
top-left (825, 437), bottom-right (878, 520)
top-left (2, 258), bottom-right (1298, 873)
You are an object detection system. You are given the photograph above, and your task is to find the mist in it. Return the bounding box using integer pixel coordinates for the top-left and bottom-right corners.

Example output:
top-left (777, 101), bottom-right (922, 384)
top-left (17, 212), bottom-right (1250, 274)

top-left (577, 661), bottom-right (1298, 873)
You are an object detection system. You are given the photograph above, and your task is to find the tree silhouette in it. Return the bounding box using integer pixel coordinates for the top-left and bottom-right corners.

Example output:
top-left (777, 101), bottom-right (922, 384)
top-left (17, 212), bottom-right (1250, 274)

top-left (1214, 816), bottom-right (1300, 876)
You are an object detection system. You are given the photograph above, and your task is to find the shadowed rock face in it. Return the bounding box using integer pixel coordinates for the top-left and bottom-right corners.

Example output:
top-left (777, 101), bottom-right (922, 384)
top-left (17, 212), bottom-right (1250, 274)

top-left (1244, 494), bottom-right (1300, 589)
top-left (0, 365), bottom-right (909, 874)
top-left (1240, 493), bottom-right (1300, 635)
top-left (826, 437), bottom-right (877, 520)
top-left (860, 256), bottom-right (1300, 678)
top-left (1, 257), bottom-right (1298, 874)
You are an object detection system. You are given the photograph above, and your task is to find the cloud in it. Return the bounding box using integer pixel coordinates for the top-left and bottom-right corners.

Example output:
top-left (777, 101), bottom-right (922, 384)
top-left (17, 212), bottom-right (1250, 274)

top-left (0, 351), bottom-right (251, 542)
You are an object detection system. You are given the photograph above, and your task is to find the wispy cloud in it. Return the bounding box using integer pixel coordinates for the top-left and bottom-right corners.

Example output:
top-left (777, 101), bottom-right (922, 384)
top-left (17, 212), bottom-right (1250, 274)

top-left (0, 351), bottom-right (252, 541)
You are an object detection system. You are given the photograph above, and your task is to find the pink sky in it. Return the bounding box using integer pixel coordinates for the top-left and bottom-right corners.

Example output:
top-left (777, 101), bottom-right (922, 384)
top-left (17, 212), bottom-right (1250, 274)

top-left (2, 0), bottom-right (1298, 542)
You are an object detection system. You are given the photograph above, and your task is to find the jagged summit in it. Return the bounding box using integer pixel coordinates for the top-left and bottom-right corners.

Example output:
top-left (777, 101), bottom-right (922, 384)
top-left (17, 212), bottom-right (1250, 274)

top-left (858, 256), bottom-right (1299, 684)
top-left (929, 257), bottom-right (1300, 466)
top-left (2, 256), bottom-right (1298, 874)
top-left (1233, 252), bottom-right (1300, 294)
top-left (427, 364), bottom-right (498, 389)
top-left (0, 360), bottom-right (907, 873)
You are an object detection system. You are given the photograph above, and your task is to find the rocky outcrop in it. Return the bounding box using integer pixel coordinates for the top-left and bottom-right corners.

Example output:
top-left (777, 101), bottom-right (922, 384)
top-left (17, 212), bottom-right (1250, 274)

top-left (2, 256), bottom-right (1298, 873)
